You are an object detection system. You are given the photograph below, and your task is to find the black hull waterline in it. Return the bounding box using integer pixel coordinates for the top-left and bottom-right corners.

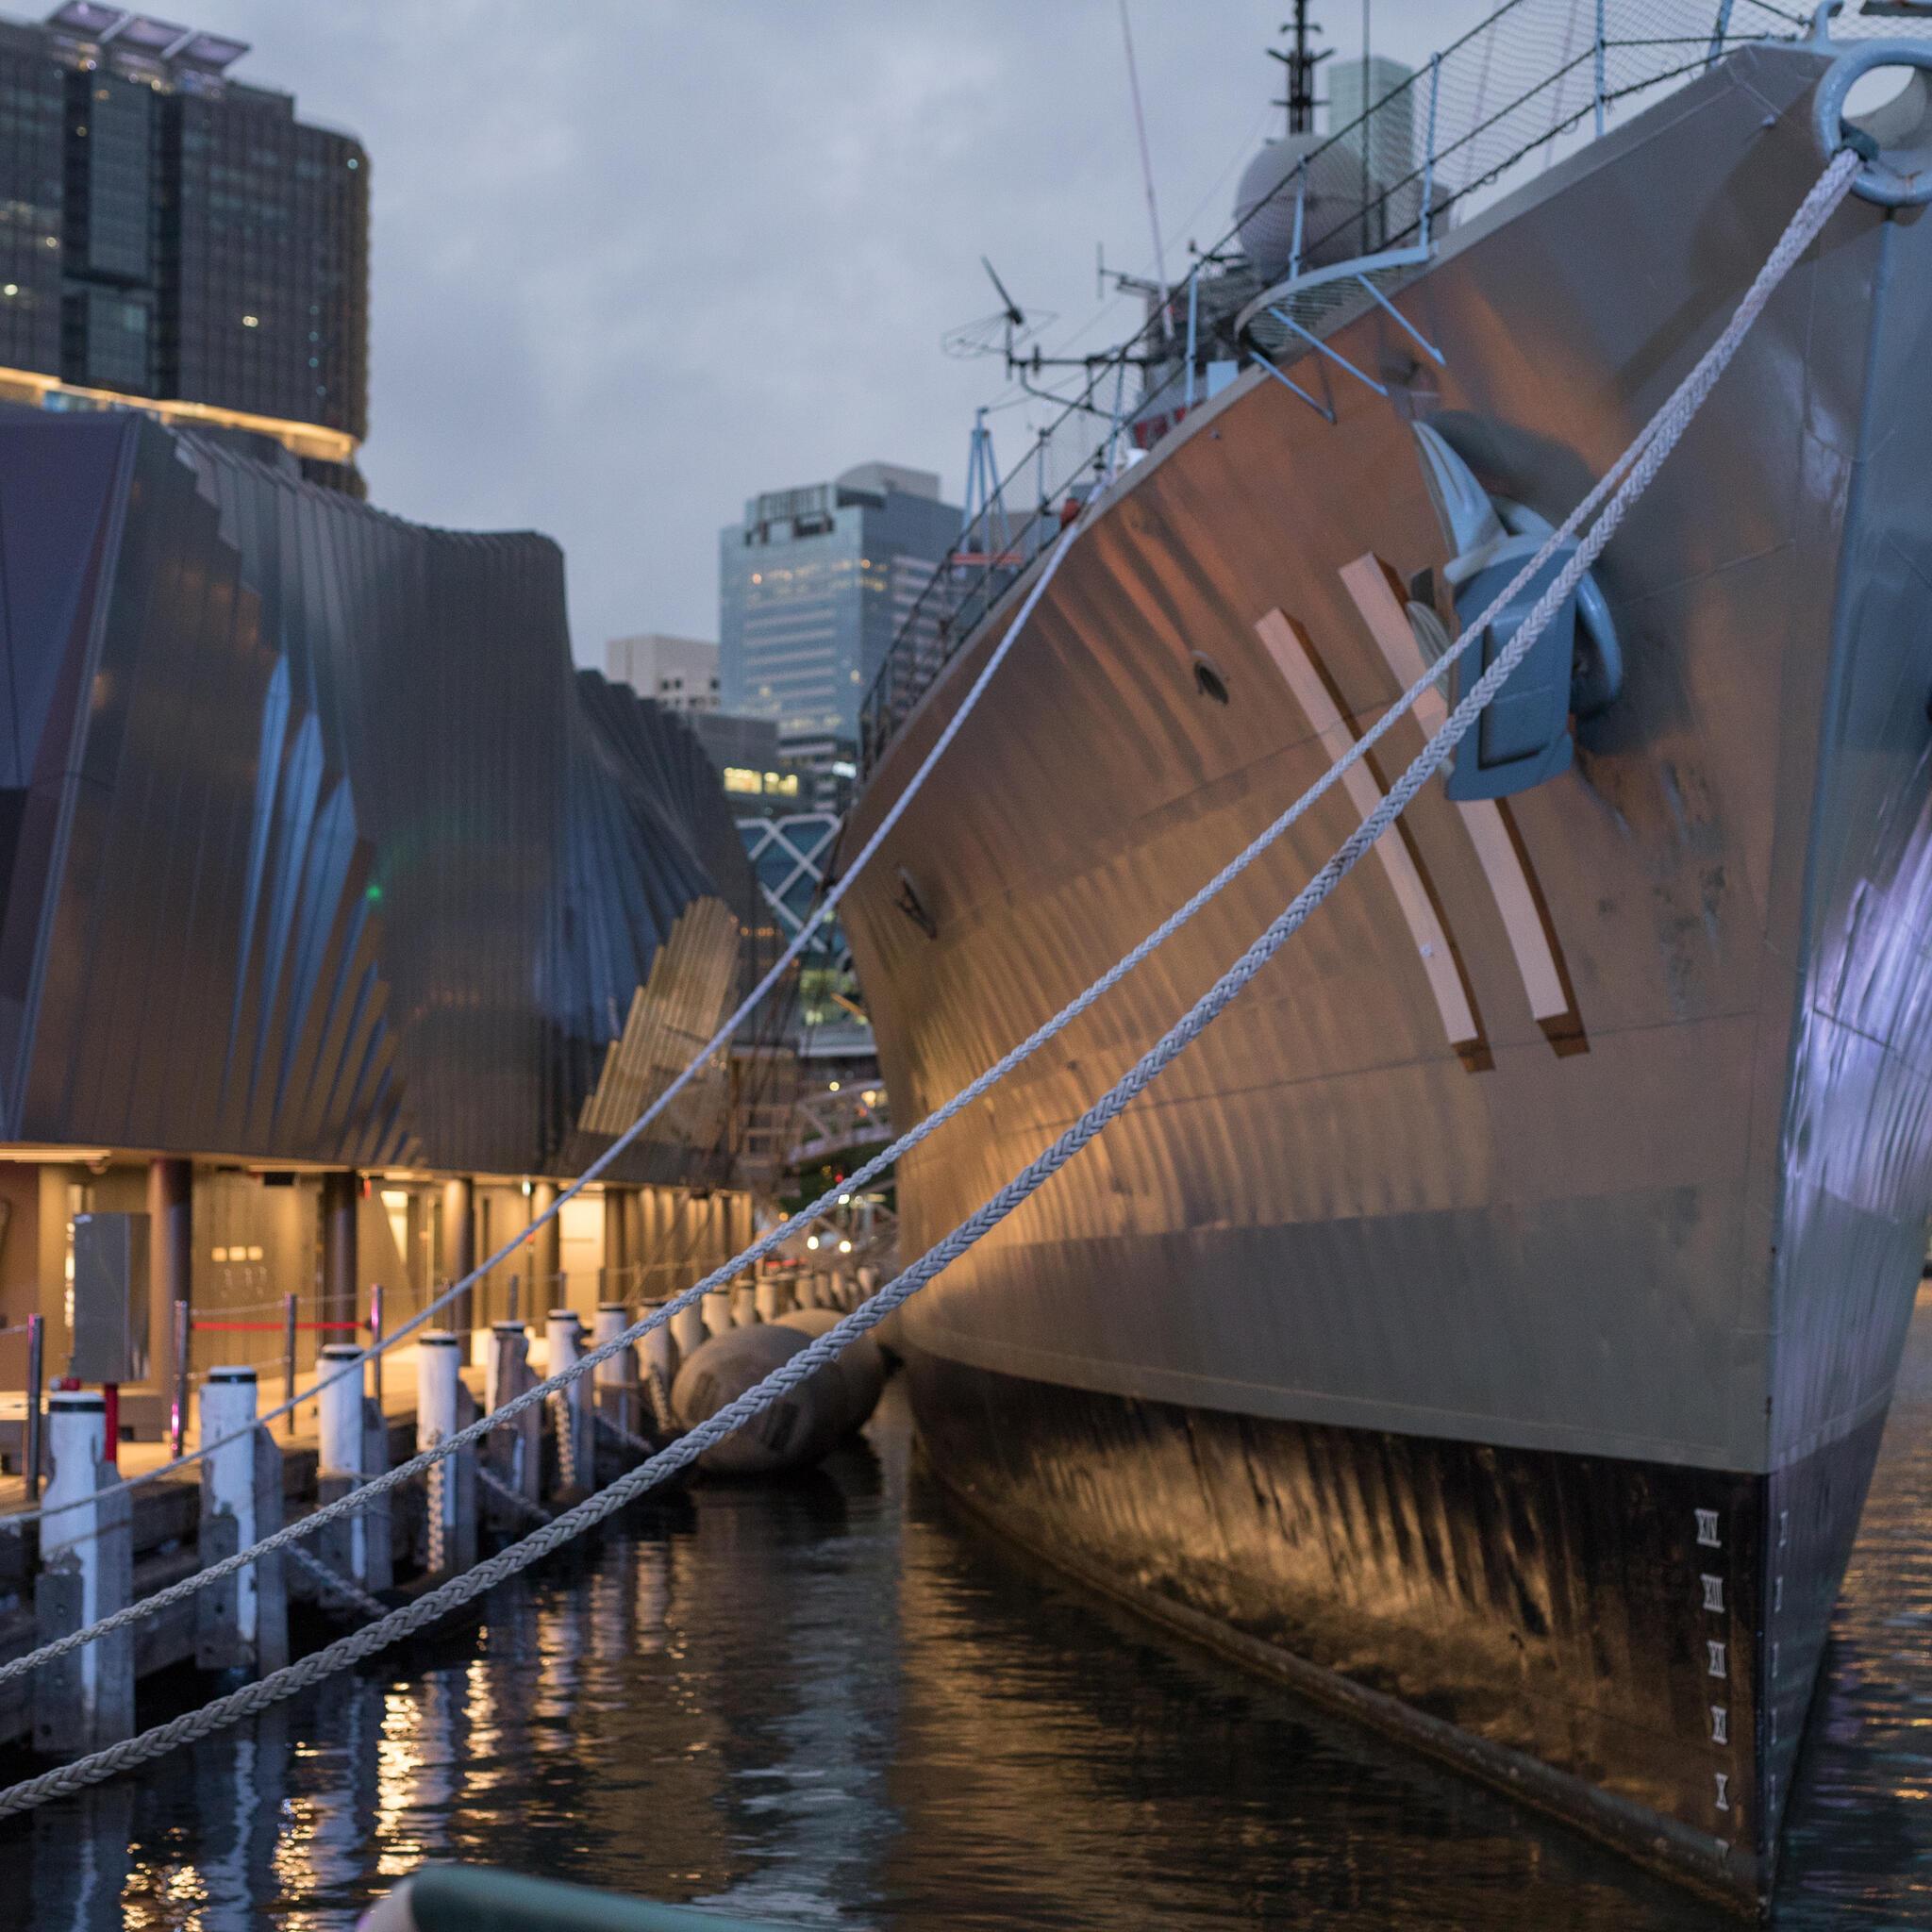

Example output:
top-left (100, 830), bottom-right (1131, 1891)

top-left (908, 1350), bottom-right (1882, 1910)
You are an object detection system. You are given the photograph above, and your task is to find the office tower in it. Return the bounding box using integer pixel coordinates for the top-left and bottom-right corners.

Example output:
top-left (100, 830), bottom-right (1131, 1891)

top-left (1327, 52), bottom-right (1417, 243)
top-left (606, 632), bottom-right (722, 714)
top-left (720, 460), bottom-right (958, 763)
top-left (0, 4), bottom-right (367, 491)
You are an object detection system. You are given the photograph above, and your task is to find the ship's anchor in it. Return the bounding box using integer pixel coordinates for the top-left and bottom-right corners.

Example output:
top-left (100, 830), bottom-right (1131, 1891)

top-left (1409, 422), bottom-right (1623, 802)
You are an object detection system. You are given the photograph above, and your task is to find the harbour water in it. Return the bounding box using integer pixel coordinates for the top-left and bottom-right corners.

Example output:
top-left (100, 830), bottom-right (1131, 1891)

top-left (17, 1291), bottom-right (1932, 1931)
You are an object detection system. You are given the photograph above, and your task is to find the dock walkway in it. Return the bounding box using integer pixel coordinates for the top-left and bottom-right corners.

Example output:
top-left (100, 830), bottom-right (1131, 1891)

top-left (0, 1337), bottom-right (615, 1753)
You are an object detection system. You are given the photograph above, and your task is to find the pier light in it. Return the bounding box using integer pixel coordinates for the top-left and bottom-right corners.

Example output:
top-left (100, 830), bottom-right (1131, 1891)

top-left (837, 1193), bottom-right (850, 1206)
top-left (838, 1239), bottom-right (852, 1254)
top-left (806, 1234), bottom-right (820, 1250)
top-left (828, 1079), bottom-right (841, 1092)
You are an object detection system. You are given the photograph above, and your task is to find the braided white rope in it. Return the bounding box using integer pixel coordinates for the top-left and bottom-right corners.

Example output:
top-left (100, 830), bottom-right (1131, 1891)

top-left (475, 1463), bottom-right (552, 1527)
top-left (1, 480), bottom-right (1104, 1541)
top-left (285, 1543), bottom-right (387, 1624)
top-left (0, 147), bottom-right (1856, 1700)
top-left (0, 149), bottom-right (1857, 1819)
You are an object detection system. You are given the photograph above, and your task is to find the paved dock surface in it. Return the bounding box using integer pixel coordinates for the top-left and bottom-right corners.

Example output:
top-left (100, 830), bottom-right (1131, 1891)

top-left (10, 1298), bottom-right (1932, 1928)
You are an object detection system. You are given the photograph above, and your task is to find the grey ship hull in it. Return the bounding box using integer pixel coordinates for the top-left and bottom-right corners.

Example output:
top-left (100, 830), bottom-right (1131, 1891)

top-left (843, 47), bottom-right (1932, 1909)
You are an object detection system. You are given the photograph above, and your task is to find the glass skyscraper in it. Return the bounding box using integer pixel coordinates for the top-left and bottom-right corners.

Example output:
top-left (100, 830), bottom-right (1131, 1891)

top-left (720, 460), bottom-right (958, 762)
top-left (0, 4), bottom-right (366, 491)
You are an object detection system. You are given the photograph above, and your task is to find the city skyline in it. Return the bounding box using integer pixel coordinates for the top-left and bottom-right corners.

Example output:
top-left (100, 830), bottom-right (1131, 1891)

top-left (116, 0), bottom-right (1482, 666)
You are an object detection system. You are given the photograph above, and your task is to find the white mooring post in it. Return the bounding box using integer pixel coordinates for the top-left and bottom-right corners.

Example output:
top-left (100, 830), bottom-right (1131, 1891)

top-left (754, 1274), bottom-right (786, 1323)
top-left (195, 1366), bottom-right (287, 1679)
top-left (315, 1341), bottom-right (375, 1597)
top-left (545, 1308), bottom-right (593, 1498)
top-left (639, 1302), bottom-right (676, 1431)
top-left (591, 1303), bottom-right (638, 1458)
top-left (415, 1331), bottom-right (471, 1574)
top-left (484, 1319), bottom-right (542, 1527)
top-left (670, 1297), bottom-right (707, 1359)
top-left (701, 1288), bottom-right (733, 1341)
top-left (730, 1281), bottom-right (758, 1327)
top-left (34, 1389), bottom-right (132, 1754)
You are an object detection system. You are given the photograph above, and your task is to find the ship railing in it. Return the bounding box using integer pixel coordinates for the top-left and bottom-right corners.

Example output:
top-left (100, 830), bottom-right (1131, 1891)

top-left (857, 0), bottom-right (1883, 776)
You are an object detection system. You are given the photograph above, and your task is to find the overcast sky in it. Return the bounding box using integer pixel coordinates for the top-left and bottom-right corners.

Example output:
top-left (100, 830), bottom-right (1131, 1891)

top-left (181, 2), bottom-right (1488, 664)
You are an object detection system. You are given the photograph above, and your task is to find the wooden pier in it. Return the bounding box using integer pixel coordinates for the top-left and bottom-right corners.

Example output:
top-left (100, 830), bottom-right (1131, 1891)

top-left (0, 1316), bottom-right (658, 1758)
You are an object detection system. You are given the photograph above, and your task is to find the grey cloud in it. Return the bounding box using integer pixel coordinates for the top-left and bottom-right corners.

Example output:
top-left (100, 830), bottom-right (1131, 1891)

top-left (188, 3), bottom-right (1475, 658)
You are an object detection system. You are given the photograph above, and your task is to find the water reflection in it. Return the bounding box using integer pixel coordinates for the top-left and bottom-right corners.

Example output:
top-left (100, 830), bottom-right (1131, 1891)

top-left (19, 1299), bottom-right (1932, 1928)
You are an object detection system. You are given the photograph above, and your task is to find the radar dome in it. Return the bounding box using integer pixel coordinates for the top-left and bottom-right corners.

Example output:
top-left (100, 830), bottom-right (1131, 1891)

top-left (1234, 135), bottom-right (1368, 281)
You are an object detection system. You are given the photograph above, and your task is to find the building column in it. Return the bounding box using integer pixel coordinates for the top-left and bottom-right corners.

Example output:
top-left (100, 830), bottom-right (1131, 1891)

top-left (603, 1187), bottom-right (632, 1302)
top-left (146, 1158), bottom-right (192, 1406)
top-left (320, 1171), bottom-right (358, 1330)
top-left (627, 1189), bottom-right (650, 1304)
top-left (442, 1177), bottom-right (475, 1334)
top-left (641, 1187), bottom-right (670, 1301)
top-left (528, 1180), bottom-right (560, 1305)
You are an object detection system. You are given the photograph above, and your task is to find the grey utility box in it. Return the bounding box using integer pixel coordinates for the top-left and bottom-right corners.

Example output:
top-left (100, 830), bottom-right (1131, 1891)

top-left (72, 1211), bottom-right (151, 1384)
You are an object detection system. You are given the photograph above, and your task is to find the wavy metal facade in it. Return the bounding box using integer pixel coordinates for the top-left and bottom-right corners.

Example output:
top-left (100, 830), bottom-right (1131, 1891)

top-left (0, 408), bottom-right (756, 1182)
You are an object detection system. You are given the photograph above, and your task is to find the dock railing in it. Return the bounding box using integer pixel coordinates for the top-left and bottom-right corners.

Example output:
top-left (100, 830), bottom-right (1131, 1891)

top-left (856, 0), bottom-right (1861, 774)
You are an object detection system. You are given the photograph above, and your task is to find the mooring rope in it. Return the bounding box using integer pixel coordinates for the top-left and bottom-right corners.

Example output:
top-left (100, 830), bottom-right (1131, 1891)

top-left (285, 1543), bottom-right (388, 1624)
top-left (0, 147), bottom-right (1858, 1820)
top-left (475, 1463), bottom-right (553, 1528)
top-left (0, 145), bottom-right (1857, 1706)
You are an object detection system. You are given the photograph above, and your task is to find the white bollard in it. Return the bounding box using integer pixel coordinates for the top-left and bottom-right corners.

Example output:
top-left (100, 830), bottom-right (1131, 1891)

top-left (640, 1306), bottom-right (676, 1396)
top-left (197, 1366), bottom-right (286, 1676)
top-left (416, 1331), bottom-right (461, 1573)
top-left (37, 1390), bottom-right (131, 1751)
top-left (730, 1282), bottom-right (758, 1327)
top-left (545, 1308), bottom-right (592, 1494)
top-left (591, 1302), bottom-right (637, 1447)
top-left (754, 1275), bottom-right (785, 1323)
top-left (318, 1343), bottom-right (362, 1481)
top-left (316, 1342), bottom-right (370, 1591)
top-left (200, 1368), bottom-right (260, 1657)
top-left (484, 1319), bottom-right (541, 1520)
top-left (485, 1320), bottom-right (527, 1417)
top-left (669, 1299), bottom-right (707, 1359)
top-left (591, 1303), bottom-right (630, 1380)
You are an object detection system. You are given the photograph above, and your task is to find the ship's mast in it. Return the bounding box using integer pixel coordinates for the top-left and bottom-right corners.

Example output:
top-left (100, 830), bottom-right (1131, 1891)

top-left (1266, 2), bottom-right (1328, 138)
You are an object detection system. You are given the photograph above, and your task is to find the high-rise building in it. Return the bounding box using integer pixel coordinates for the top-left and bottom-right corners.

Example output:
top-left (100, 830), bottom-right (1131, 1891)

top-left (720, 460), bottom-right (958, 763)
top-left (1327, 53), bottom-right (1417, 247)
top-left (0, 4), bottom-right (367, 491)
top-left (606, 631), bottom-right (722, 714)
